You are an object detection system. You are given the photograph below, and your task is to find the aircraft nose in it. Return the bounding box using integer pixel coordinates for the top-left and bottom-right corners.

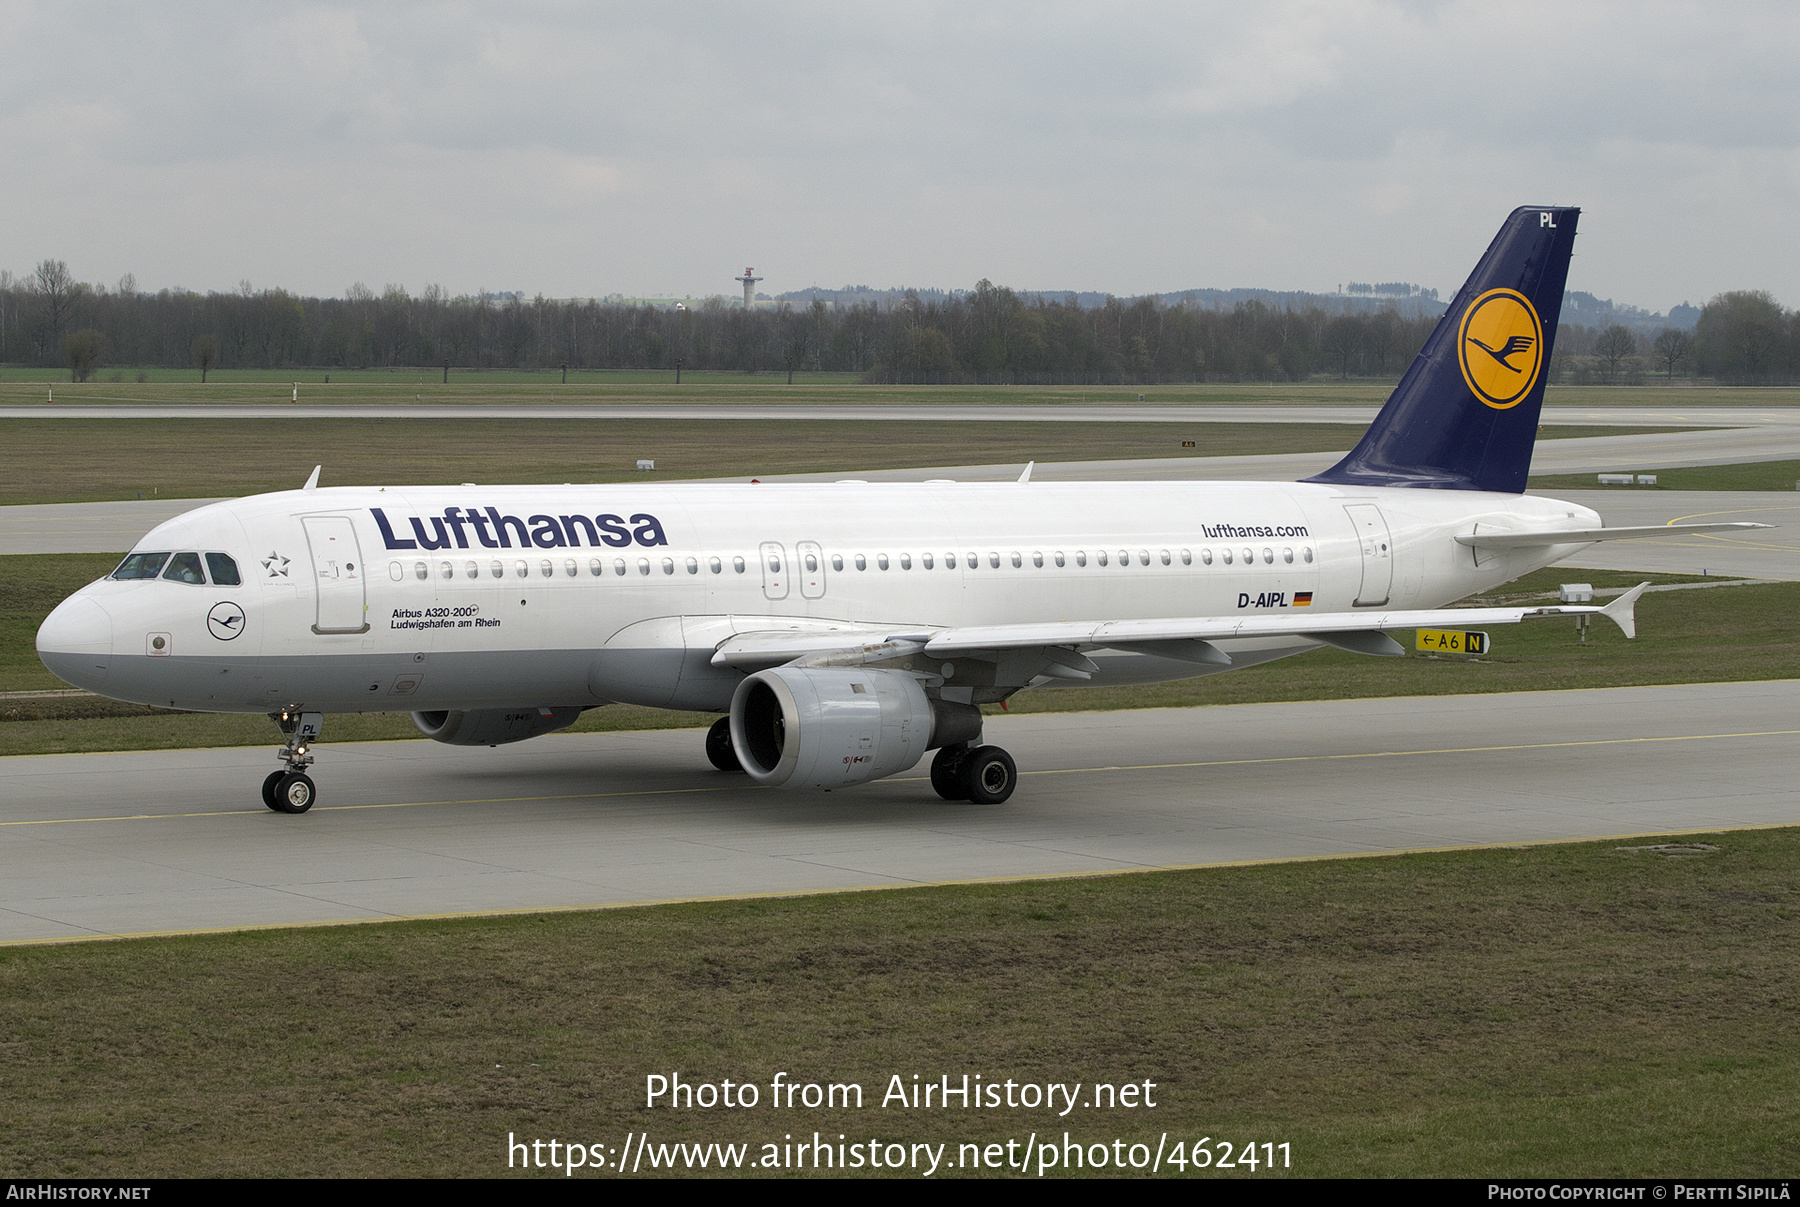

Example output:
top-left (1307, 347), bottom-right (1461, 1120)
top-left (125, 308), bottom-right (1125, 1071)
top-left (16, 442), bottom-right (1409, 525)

top-left (37, 594), bottom-right (113, 688)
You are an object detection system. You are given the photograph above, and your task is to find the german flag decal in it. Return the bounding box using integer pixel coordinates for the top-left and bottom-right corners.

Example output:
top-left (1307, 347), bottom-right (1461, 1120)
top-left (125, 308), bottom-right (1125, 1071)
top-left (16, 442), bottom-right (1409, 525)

top-left (1293, 591), bottom-right (1313, 607)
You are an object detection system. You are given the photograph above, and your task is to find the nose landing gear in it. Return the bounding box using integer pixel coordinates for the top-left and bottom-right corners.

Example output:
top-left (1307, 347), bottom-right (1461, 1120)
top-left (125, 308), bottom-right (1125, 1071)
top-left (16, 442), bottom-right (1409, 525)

top-left (264, 710), bottom-right (322, 814)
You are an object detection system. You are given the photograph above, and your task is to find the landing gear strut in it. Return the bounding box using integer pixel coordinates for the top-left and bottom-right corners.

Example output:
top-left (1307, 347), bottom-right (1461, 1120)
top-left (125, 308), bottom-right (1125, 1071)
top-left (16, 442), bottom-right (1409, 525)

top-left (930, 741), bottom-right (1017, 805)
top-left (264, 710), bottom-right (323, 814)
top-left (706, 716), bottom-right (745, 773)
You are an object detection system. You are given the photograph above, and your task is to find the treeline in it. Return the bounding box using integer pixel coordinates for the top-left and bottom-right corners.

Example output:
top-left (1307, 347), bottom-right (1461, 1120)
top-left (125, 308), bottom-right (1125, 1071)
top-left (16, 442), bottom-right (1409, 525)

top-left (4, 262), bottom-right (1797, 385)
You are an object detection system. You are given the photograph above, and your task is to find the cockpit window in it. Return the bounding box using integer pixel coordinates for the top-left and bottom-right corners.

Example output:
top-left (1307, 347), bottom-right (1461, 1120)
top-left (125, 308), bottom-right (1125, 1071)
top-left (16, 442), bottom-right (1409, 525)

top-left (206, 553), bottom-right (241, 586)
top-left (162, 552), bottom-right (206, 584)
top-left (112, 552), bottom-right (171, 580)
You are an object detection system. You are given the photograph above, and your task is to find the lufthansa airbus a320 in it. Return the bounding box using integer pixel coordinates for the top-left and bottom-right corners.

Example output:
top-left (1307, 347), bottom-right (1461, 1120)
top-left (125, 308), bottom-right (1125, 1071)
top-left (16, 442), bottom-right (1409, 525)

top-left (36, 207), bottom-right (1763, 813)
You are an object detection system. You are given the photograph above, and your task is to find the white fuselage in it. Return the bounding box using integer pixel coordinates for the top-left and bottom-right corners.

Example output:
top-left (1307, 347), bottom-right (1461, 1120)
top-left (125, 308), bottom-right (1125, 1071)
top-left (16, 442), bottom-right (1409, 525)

top-left (36, 479), bottom-right (1602, 715)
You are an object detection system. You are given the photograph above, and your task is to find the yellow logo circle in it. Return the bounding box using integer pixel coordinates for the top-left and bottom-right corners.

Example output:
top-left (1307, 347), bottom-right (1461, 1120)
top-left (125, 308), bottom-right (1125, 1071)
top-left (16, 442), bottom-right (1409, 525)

top-left (1457, 288), bottom-right (1543, 409)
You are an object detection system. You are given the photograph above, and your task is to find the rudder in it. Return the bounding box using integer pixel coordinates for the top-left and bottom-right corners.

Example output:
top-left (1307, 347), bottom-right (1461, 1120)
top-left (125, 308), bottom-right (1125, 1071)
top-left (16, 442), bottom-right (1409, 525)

top-left (1307, 206), bottom-right (1579, 493)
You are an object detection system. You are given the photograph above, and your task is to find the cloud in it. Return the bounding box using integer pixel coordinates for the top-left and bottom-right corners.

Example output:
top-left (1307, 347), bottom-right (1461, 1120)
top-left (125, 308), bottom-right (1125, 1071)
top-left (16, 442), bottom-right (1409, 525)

top-left (1, 1), bottom-right (1795, 308)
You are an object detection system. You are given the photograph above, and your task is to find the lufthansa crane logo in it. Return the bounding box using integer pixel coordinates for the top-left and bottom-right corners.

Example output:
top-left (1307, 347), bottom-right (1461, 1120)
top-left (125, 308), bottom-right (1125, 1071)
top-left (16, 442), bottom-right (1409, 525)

top-left (1457, 288), bottom-right (1544, 409)
top-left (207, 602), bottom-right (246, 641)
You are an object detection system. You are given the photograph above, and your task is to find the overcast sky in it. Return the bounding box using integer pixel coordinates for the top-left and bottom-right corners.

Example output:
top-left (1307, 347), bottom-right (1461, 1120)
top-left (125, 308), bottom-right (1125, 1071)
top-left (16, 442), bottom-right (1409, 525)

top-left (3, 1), bottom-right (1796, 311)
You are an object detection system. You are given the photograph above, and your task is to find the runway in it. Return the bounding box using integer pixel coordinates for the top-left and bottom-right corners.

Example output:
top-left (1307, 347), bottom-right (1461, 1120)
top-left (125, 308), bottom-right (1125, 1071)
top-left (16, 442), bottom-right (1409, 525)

top-left (1, 681), bottom-right (1794, 944)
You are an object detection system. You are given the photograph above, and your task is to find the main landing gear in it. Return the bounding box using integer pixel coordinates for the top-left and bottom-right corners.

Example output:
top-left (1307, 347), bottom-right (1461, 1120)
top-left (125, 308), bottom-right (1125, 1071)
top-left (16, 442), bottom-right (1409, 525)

top-left (929, 741), bottom-right (1018, 805)
top-left (263, 710), bottom-right (323, 814)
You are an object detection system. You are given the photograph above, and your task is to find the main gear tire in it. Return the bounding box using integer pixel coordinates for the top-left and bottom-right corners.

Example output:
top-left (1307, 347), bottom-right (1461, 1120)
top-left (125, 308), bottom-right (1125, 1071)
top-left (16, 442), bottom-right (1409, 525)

top-left (958, 745), bottom-right (1016, 805)
top-left (930, 743), bottom-right (970, 801)
top-left (705, 716), bottom-right (745, 773)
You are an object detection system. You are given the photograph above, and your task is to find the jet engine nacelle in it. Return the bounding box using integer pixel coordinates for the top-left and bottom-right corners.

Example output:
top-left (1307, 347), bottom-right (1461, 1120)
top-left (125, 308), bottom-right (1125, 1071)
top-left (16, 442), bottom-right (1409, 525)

top-left (729, 667), bottom-right (981, 790)
top-left (411, 706), bottom-right (584, 746)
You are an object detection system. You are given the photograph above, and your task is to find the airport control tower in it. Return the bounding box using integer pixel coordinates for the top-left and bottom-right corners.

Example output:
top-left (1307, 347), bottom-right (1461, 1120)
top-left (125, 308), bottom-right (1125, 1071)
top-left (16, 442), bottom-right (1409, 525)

top-left (735, 266), bottom-right (762, 309)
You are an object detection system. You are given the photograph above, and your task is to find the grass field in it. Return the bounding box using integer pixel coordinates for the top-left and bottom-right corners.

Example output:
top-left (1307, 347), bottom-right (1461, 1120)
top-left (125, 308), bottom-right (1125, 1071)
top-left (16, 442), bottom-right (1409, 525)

top-left (6, 555), bottom-right (1793, 755)
top-left (1, 826), bottom-right (1795, 1177)
top-left (1532, 459), bottom-right (1800, 493)
top-left (0, 417), bottom-right (1675, 506)
top-left (3, 368), bottom-right (1796, 409)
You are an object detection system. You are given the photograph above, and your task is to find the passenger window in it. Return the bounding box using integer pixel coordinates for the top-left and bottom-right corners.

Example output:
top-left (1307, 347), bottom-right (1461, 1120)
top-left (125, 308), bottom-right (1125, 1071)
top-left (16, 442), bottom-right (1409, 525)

top-left (988, 552), bottom-right (1000, 569)
top-left (662, 558), bottom-right (675, 575)
top-left (732, 556), bottom-right (746, 574)
top-left (944, 553), bottom-right (957, 569)
top-left (807, 552), bottom-right (821, 572)
top-left (1283, 547), bottom-right (1294, 564)
top-left (638, 558), bottom-right (651, 575)
top-left (686, 557), bottom-right (698, 574)
top-left (1032, 552), bottom-right (1043, 568)
top-left (1076, 550), bottom-right (1087, 567)
top-left (112, 552), bottom-right (171, 580)
top-left (855, 554), bottom-right (867, 571)
top-left (492, 560), bottom-right (504, 578)
top-left (1242, 547), bottom-right (1254, 564)
top-left (1160, 550), bottom-right (1171, 566)
top-left (922, 552), bottom-right (934, 569)
top-left (710, 557), bottom-right (723, 574)
top-left (414, 561), bottom-right (428, 580)
top-left (1181, 549), bottom-right (1192, 565)
top-left (515, 560), bottom-right (529, 578)
top-left (1201, 548), bottom-right (1212, 565)
top-left (591, 558), bottom-right (605, 576)
top-left (1303, 546), bottom-right (1314, 563)
top-left (831, 554), bottom-right (843, 571)
top-left (965, 552), bottom-right (977, 569)
top-left (465, 561), bottom-right (479, 579)
top-left (1054, 551), bottom-right (1065, 567)
top-left (1097, 550), bottom-right (1108, 567)
top-left (1010, 552), bottom-right (1022, 568)
top-left (163, 552), bottom-right (206, 584)
top-left (566, 558), bottom-right (579, 577)
top-left (540, 559), bottom-right (554, 577)
top-left (206, 553), bottom-right (242, 585)
top-left (1119, 550), bottom-right (1130, 567)
top-left (899, 553), bottom-right (911, 570)
top-left (1262, 547), bottom-right (1274, 564)
top-left (615, 558), bottom-right (628, 576)
top-left (441, 562), bottom-right (455, 579)
top-left (877, 554), bottom-right (889, 570)
top-left (1221, 549), bottom-right (1232, 565)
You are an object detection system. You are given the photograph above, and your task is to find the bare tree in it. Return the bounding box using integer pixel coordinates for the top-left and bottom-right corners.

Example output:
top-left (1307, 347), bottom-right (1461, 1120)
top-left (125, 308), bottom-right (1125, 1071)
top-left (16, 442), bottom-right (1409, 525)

top-left (1594, 324), bottom-right (1637, 381)
top-left (64, 328), bottom-right (106, 381)
top-left (33, 259), bottom-right (78, 346)
top-left (191, 333), bottom-right (220, 383)
top-left (1651, 328), bottom-right (1692, 380)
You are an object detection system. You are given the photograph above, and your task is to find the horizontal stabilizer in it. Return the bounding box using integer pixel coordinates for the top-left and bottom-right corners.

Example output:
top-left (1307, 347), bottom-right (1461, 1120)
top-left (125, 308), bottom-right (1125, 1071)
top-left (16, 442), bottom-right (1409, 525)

top-left (1599, 581), bottom-right (1649, 640)
top-left (1455, 522), bottom-right (1769, 549)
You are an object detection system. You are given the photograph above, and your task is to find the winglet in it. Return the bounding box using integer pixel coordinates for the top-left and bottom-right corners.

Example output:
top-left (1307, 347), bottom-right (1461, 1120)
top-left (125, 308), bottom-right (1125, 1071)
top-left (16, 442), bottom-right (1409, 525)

top-left (1017, 461), bottom-right (1034, 484)
top-left (1600, 581), bottom-right (1650, 639)
top-left (302, 465), bottom-right (321, 492)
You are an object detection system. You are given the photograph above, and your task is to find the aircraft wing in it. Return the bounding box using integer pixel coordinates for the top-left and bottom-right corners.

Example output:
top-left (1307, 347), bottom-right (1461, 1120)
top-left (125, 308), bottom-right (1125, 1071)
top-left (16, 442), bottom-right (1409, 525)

top-left (924, 581), bottom-right (1650, 653)
top-left (710, 583), bottom-right (1651, 672)
top-left (1455, 522), bottom-right (1767, 549)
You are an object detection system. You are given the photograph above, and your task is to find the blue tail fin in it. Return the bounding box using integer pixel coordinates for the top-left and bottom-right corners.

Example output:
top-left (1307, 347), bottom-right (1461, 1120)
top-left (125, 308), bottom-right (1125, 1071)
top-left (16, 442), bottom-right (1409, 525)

top-left (1307, 205), bottom-right (1579, 493)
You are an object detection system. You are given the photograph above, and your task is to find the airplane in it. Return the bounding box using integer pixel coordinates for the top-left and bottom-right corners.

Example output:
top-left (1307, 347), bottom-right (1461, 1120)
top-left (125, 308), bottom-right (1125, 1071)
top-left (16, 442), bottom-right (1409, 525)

top-left (36, 206), bottom-right (1768, 815)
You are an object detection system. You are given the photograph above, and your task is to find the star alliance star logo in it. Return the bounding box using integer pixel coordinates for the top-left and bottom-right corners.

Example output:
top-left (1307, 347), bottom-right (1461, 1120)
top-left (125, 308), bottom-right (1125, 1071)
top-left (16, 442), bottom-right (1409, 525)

top-left (262, 551), bottom-right (291, 578)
